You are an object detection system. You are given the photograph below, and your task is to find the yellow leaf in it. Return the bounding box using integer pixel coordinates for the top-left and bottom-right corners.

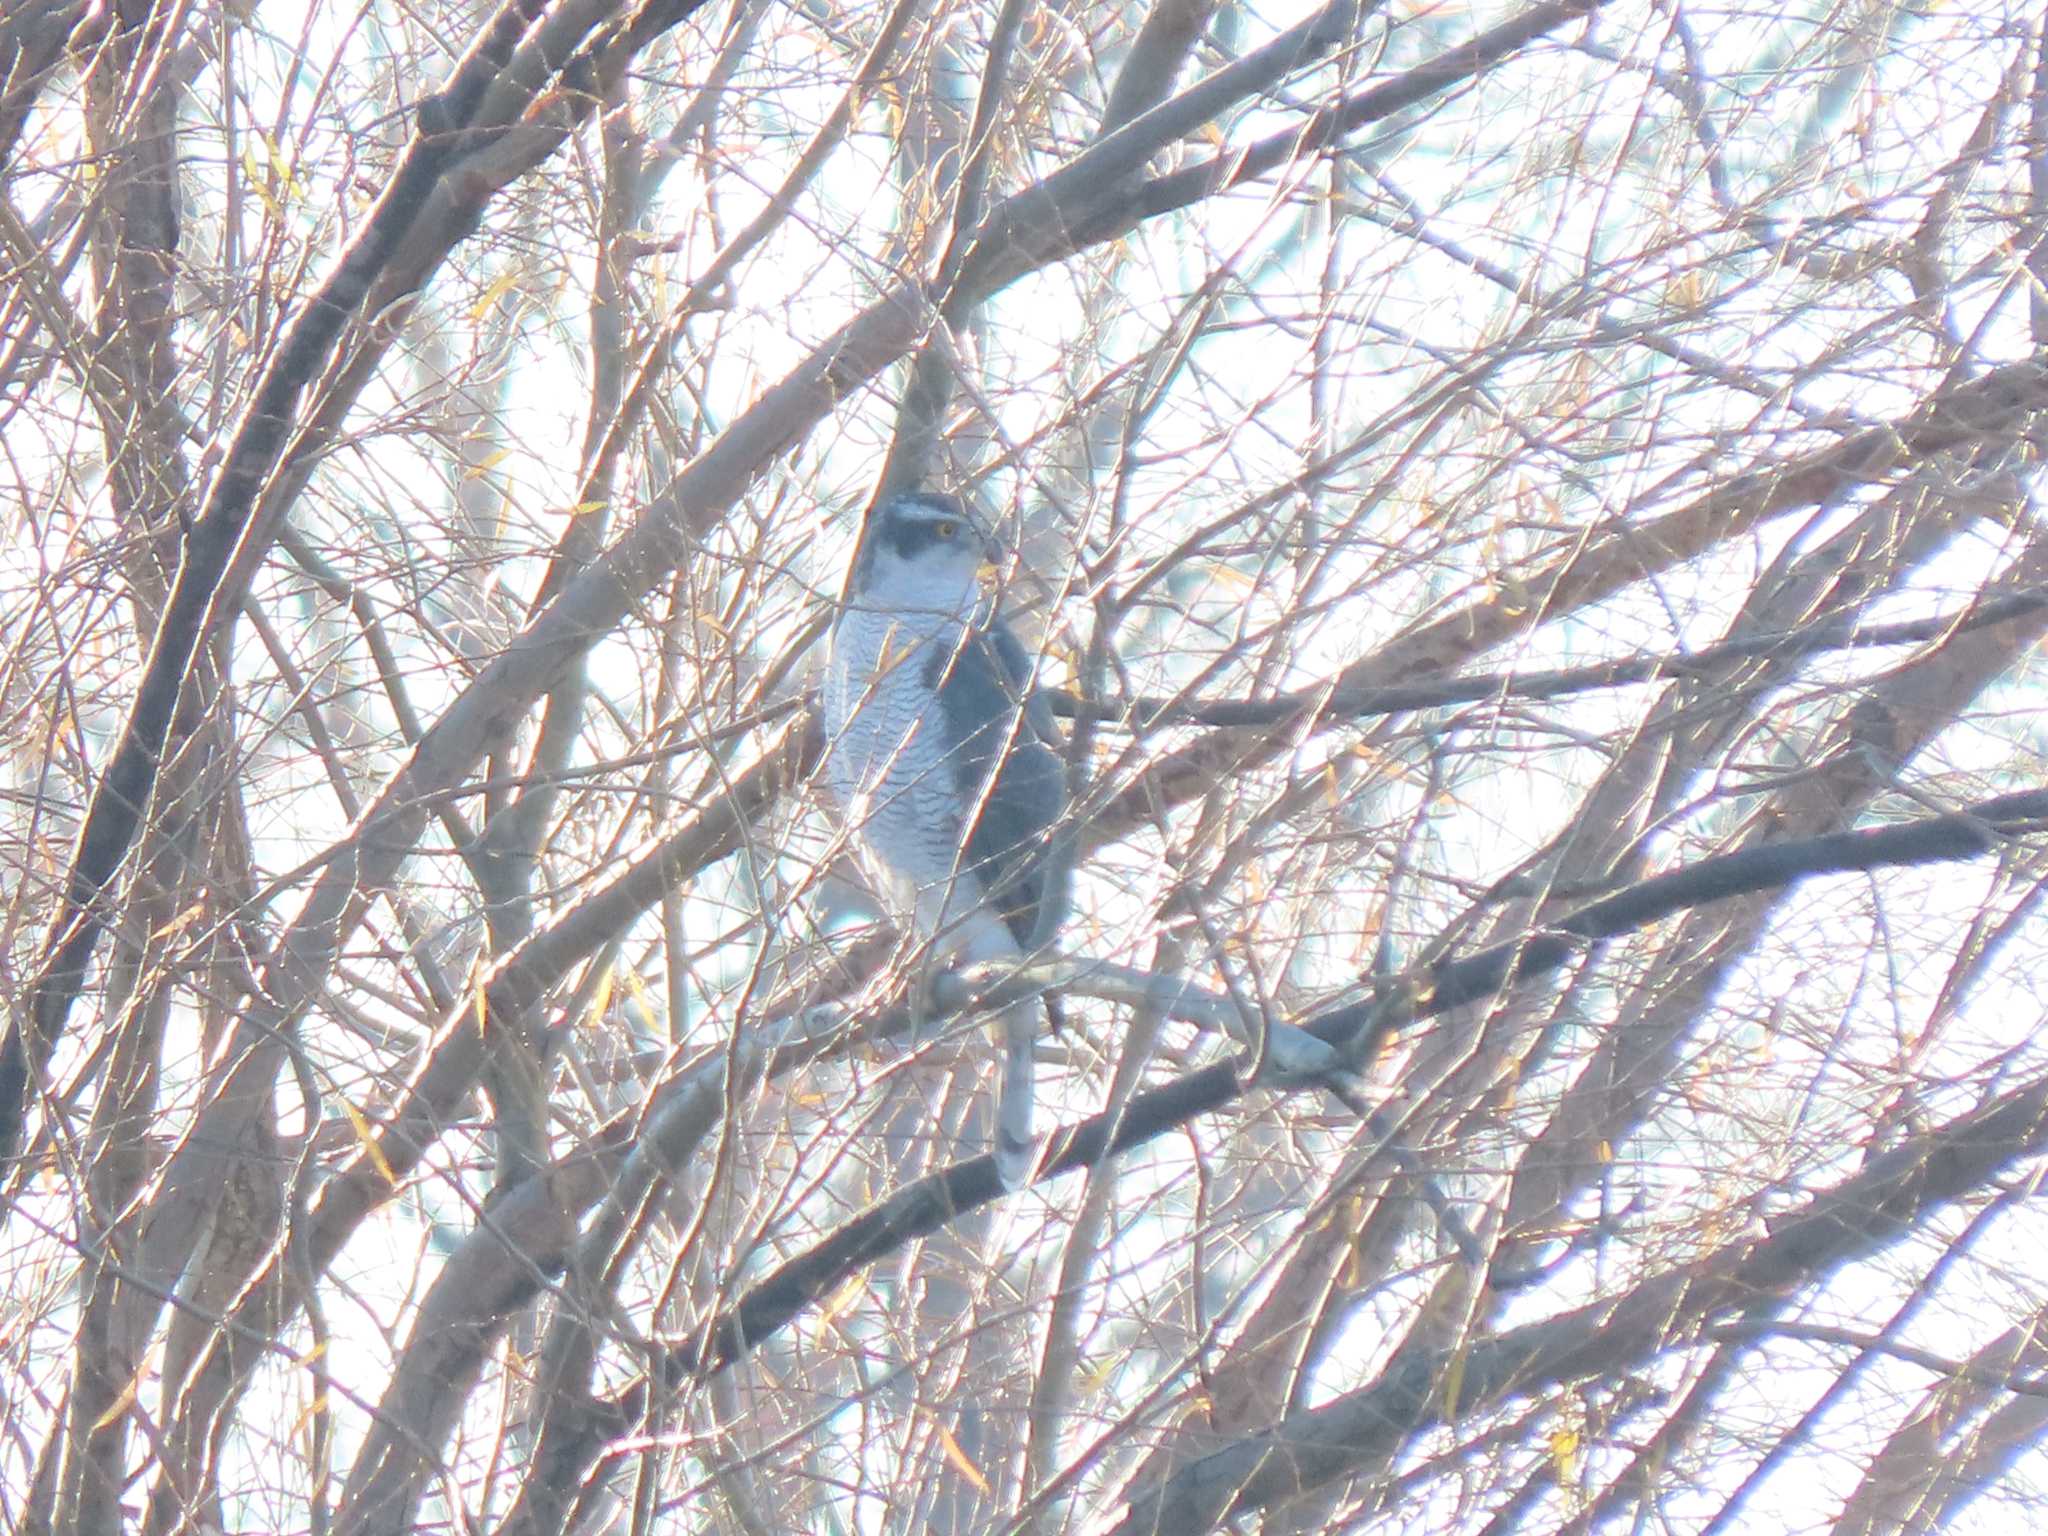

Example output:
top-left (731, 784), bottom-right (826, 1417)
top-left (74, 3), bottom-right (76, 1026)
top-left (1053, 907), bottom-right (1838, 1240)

top-left (92, 1372), bottom-right (141, 1432)
top-left (1339, 1238), bottom-right (1366, 1290)
top-left (469, 268), bottom-right (520, 322)
top-left (1549, 1426), bottom-right (1581, 1478)
top-left (584, 965), bottom-right (615, 1030)
top-left (241, 143), bottom-right (280, 218)
top-left (1078, 1355), bottom-right (1119, 1398)
top-left (1441, 1342), bottom-right (1469, 1420)
top-left (936, 1423), bottom-right (991, 1495)
top-left (258, 132), bottom-right (303, 201)
top-left (293, 1341), bottom-right (328, 1367)
top-left (466, 446), bottom-right (512, 476)
top-left (291, 1392), bottom-right (330, 1442)
top-left (621, 967), bottom-right (654, 1022)
top-left (340, 1097), bottom-right (397, 1188)
top-left (812, 1274), bottom-right (865, 1341)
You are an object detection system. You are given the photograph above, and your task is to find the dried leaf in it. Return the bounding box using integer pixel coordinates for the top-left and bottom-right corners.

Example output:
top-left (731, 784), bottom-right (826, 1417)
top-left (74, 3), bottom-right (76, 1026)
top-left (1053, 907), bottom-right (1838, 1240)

top-left (1549, 1426), bottom-right (1582, 1479)
top-left (340, 1097), bottom-right (397, 1188)
top-left (584, 964), bottom-right (615, 1031)
top-left (936, 1423), bottom-right (991, 1495)
top-left (91, 1371), bottom-right (141, 1431)
top-left (1441, 1340), bottom-right (1470, 1420)
top-left (812, 1274), bottom-right (865, 1341)
top-left (469, 268), bottom-right (519, 321)
top-left (291, 1391), bottom-right (330, 1442)
top-left (621, 966), bottom-right (655, 1023)
top-left (1078, 1354), bottom-right (1120, 1398)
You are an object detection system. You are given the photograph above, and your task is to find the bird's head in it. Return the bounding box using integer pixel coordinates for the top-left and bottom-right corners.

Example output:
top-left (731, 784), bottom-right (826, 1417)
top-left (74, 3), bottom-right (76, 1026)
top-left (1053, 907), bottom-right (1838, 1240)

top-left (850, 491), bottom-right (998, 613)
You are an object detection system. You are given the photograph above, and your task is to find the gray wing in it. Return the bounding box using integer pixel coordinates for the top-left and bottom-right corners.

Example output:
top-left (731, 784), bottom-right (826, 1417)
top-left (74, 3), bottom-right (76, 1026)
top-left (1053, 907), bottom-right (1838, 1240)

top-left (986, 619), bottom-right (1063, 750)
top-left (927, 615), bottom-right (1067, 948)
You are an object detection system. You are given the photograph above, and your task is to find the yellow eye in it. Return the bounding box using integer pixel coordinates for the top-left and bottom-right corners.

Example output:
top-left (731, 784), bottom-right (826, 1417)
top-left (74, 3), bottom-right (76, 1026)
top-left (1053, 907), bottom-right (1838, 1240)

top-left (935, 520), bottom-right (957, 539)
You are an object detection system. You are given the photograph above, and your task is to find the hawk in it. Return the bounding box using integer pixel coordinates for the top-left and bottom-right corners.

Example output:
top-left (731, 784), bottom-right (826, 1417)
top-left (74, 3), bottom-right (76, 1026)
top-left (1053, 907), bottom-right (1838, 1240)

top-left (821, 491), bottom-right (1067, 1188)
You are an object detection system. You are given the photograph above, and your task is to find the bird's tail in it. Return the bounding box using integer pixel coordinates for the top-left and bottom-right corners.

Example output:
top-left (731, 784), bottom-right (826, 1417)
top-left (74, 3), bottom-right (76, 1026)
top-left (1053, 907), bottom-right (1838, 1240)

top-left (994, 1000), bottom-right (1039, 1189)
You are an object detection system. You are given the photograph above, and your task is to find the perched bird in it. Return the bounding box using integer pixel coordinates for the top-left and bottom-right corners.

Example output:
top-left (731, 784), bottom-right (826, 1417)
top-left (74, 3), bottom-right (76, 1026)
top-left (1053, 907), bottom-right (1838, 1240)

top-left (821, 490), bottom-right (1067, 1188)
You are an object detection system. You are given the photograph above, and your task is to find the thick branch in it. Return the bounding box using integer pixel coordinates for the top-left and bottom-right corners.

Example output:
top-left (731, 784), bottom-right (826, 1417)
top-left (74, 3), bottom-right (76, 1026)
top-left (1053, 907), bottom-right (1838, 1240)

top-left (1055, 584), bottom-right (2048, 730)
top-left (1100, 0), bottom-right (1222, 134)
top-left (1131, 0), bottom-right (1603, 222)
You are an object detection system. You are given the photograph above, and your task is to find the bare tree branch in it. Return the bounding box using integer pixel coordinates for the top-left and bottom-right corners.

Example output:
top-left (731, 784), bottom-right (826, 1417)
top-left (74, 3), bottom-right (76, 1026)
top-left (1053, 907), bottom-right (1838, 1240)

top-left (658, 788), bottom-right (2048, 1381)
